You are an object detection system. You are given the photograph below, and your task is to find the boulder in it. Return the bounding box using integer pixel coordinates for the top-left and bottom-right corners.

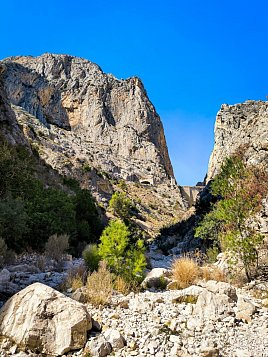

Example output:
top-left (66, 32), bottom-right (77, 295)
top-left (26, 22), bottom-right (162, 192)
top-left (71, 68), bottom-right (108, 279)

top-left (142, 268), bottom-right (171, 288)
top-left (103, 328), bottom-right (125, 350)
top-left (0, 269), bottom-right (19, 295)
top-left (193, 290), bottom-right (234, 321)
top-left (0, 268), bottom-right (10, 284)
top-left (235, 295), bottom-right (257, 322)
top-left (198, 280), bottom-right (237, 301)
top-left (7, 264), bottom-right (40, 273)
top-left (0, 282), bottom-right (92, 356)
top-left (87, 335), bottom-right (112, 357)
top-left (72, 286), bottom-right (88, 303)
top-left (173, 285), bottom-right (204, 298)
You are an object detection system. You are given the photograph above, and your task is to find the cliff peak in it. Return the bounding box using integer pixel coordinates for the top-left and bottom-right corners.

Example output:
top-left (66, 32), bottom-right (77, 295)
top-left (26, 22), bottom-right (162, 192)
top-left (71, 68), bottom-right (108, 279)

top-left (1, 53), bottom-right (175, 184)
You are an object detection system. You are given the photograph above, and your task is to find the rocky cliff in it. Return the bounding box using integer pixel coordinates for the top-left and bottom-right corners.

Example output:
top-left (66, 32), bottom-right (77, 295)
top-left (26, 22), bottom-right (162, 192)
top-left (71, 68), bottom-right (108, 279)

top-left (207, 100), bottom-right (268, 181)
top-left (0, 54), bottom-right (186, 235)
top-left (207, 100), bottom-right (268, 237)
top-left (1, 54), bottom-right (174, 184)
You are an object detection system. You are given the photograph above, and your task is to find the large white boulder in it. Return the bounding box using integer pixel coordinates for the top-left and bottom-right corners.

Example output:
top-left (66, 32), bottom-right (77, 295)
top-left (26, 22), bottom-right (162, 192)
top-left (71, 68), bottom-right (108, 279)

top-left (0, 282), bottom-right (92, 356)
top-left (193, 290), bottom-right (234, 321)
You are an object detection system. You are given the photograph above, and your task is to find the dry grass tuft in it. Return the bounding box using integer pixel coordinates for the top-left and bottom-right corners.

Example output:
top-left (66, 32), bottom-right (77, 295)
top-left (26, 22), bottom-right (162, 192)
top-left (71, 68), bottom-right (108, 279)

top-left (69, 275), bottom-right (84, 291)
top-left (64, 264), bottom-right (87, 291)
top-left (114, 276), bottom-right (131, 295)
top-left (172, 257), bottom-right (200, 289)
top-left (201, 265), bottom-right (227, 282)
top-left (86, 261), bottom-right (113, 306)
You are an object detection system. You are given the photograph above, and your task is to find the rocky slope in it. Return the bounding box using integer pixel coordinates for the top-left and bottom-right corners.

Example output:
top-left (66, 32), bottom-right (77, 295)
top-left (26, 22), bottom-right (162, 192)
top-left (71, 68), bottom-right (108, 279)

top-left (207, 100), bottom-right (268, 181)
top-left (1, 54), bottom-right (174, 185)
top-left (1, 275), bottom-right (268, 357)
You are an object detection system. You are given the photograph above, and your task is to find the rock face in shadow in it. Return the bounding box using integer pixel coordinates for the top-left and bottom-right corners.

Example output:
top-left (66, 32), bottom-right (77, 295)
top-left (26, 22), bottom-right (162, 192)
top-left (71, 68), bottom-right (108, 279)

top-left (207, 100), bottom-right (268, 181)
top-left (0, 282), bottom-right (92, 356)
top-left (1, 54), bottom-right (175, 184)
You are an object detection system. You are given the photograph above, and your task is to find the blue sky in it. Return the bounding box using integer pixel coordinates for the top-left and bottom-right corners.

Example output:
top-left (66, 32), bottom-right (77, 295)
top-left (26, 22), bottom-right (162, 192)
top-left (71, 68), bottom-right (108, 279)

top-left (1, 1), bottom-right (268, 185)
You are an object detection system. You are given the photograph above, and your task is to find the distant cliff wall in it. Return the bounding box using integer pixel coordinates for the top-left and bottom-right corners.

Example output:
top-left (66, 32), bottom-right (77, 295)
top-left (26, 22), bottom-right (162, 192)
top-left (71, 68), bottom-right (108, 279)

top-left (207, 100), bottom-right (268, 181)
top-left (1, 54), bottom-right (174, 184)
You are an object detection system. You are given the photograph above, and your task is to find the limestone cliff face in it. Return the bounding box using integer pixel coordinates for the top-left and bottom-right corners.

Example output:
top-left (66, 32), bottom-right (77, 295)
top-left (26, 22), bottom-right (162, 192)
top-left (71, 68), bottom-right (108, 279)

top-left (1, 54), bottom-right (174, 183)
top-left (0, 63), bottom-right (27, 144)
top-left (207, 100), bottom-right (268, 181)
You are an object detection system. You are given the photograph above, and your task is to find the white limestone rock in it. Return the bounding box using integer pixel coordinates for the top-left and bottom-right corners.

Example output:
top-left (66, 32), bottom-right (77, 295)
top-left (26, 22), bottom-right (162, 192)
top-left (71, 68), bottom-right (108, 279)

top-left (235, 295), bottom-right (257, 322)
top-left (103, 328), bottom-right (125, 350)
top-left (198, 280), bottom-right (237, 301)
top-left (142, 268), bottom-right (171, 288)
top-left (193, 290), bottom-right (234, 321)
top-left (0, 282), bottom-right (92, 356)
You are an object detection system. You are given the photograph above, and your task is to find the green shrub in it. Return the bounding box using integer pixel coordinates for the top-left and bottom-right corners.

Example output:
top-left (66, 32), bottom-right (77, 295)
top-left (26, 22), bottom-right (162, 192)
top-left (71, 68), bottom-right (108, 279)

top-left (108, 192), bottom-right (134, 220)
top-left (98, 219), bottom-right (146, 283)
top-left (0, 198), bottom-right (28, 251)
top-left (0, 137), bottom-right (102, 254)
top-left (117, 180), bottom-right (127, 190)
top-left (82, 244), bottom-right (101, 272)
top-left (205, 245), bottom-right (220, 263)
top-left (195, 153), bottom-right (268, 281)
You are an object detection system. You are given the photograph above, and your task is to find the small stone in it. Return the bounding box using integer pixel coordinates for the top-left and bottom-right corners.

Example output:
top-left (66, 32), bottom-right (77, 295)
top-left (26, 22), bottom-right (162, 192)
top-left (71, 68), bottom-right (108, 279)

top-left (9, 344), bottom-right (17, 354)
top-left (103, 328), bottom-right (125, 350)
top-left (92, 318), bottom-right (102, 332)
top-left (200, 347), bottom-right (220, 357)
top-left (87, 335), bottom-right (112, 357)
top-left (169, 335), bottom-right (181, 344)
top-left (235, 349), bottom-right (252, 357)
top-left (128, 341), bottom-right (138, 350)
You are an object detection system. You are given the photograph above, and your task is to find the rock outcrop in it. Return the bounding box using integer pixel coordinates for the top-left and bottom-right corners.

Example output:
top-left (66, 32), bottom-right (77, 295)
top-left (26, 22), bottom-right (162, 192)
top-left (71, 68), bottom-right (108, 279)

top-left (207, 100), bottom-right (268, 181)
top-left (0, 63), bottom-right (27, 144)
top-left (1, 54), bottom-right (174, 184)
top-left (0, 282), bottom-right (92, 356)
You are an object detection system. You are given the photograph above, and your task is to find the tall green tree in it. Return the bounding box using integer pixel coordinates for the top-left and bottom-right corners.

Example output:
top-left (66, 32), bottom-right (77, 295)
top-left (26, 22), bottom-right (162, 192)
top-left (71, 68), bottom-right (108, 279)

top-left (195, 154), bottom-right (268, 280)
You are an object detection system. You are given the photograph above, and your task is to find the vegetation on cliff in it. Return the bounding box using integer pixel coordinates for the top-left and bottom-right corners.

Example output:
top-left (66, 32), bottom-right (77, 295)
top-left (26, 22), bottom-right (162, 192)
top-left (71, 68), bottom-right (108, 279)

top-left (195, 151), bottom-right (268, 280)
top-left (0, 136), bottom-right (101, 255)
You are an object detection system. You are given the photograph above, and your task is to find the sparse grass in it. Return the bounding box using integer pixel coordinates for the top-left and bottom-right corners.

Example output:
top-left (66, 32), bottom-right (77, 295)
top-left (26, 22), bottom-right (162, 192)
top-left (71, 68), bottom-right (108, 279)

top-left (45, 234), bottom-right (69, 262)
top-left (172, 257), bottom-right (200, 289)
top-left (172, 294), bottom-right (198, 304)
top-left (201, 265), bottom-right (227, 282)
top-left (113, 276), bottom-right (140, 295)
top-left (114, 276), bottom-right (131, 295)
top-left (62, 264), bottom-right (87, 291)
top-left (86, 261), bottom-right (113, 306)
top-left (70, 274), bottom-right (84, 291)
